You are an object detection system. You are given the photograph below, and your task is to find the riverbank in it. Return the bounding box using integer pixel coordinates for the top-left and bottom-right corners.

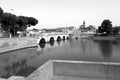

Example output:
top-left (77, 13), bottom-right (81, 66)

top-left (92, 36), bottom-right (116, 40)
top-left (92, 35), bottom-right (120, 41)
top-left (0, 37), bottom-right (38, 53)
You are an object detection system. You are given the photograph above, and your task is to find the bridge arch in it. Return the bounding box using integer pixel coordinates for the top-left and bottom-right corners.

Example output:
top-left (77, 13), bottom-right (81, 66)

top-left (57, 36), bottom-right (61, 41)
top-left (39, 38), bottom-right (46, 43)
top-left (37, 33), bottom-right (70, 44)
top-left (49, 37), bottom-right (54, 42)
top-left (63, 36), bottom-right (65, 40)
top-left (76, 37), bottom-right (78, 40)
top-left (67, 36), bottom-right (69, 40)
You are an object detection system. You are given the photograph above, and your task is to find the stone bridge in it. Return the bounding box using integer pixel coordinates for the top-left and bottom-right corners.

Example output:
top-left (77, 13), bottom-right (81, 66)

top-left (37, 32), bottom-right (69, 44)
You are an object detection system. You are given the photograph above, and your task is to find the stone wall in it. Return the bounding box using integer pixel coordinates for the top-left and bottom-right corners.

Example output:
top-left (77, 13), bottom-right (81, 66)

top-left (0, 37), bottom-right (37, 53)
top-left (26, 60), bottom-right (120, 80)
top-left (26, 60), bottom-right (53, 80)
top-left (53, 60), bottom-right (120, 80)
top-left (1, 60), bottom-right (120, 80)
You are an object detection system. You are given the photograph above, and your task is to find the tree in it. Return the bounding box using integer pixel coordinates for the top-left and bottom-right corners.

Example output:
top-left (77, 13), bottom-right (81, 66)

top-left (17, 16), bottom-right (28, 31)
top-left (0, 7), bottom-right (39, 37)
top-left (27, 17), bottom-right (38, 27)
top-left (112, 27), bottom-right (120, 35)
top-left (98, 26), bottom-right (102, 33)
top-left (0, 13), bottom-right (18, 36)
top-left (0, 7), bottom-right (3, 16)
top-left (0, 7), bottom-right (4, 27)
top-left (98, 19), bottom-right (112, 35)
top-left (17, 16), bottom-right (38, 31)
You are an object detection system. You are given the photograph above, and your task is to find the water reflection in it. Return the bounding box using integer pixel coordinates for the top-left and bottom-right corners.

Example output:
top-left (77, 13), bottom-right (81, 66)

top-left (68, 39), bottom-right (79, 48)
top-left (112, 40), bottom-right (119, 45)
top-left (1, 39), bottom-right (120, 78)
top-left (39, 43), bottom-right (46, 48)
top-left (36, 45), bottom-right (43, 55)
top-left (97, 40), bottom-right (113, 58)
top-left (50, 42), bottom-right (54, 47)
top-left (2, 59), bottom-right (37, 78)
top-left (79, 40), bottom-right (87, 54)
top-left (57, 41), bottom-right (61, 45)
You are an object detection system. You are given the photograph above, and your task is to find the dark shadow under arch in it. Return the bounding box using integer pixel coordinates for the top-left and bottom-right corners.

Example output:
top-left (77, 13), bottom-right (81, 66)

top-left (57, 40), bottom-right (61, 45)
top-left (50, 41), bottom-right (54, 46)
top-left (57, 36), bottom-right (61, 41)
top-left (76, 37), bottom-right (78, 40)
top-left (39, 43), bottom-right (46, 48)
top-left (63, 36), bottom-right (65, 40)
top-left (49, 37), bottom-right (54, 42)
top-left (39, 38), bottom-right (46, 43)
top-left (67, 36), bottom-right (69, 40)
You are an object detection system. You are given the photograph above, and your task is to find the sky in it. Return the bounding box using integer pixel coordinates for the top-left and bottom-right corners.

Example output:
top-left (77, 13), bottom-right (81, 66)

top-left (0, 0), bottom-right (120, 29)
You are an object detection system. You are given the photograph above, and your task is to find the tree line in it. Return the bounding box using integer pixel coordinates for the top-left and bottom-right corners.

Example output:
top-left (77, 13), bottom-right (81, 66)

top-left (97, 19), bottom-right (120, 36)
top-left (0, 7), bottom-right (38, 37)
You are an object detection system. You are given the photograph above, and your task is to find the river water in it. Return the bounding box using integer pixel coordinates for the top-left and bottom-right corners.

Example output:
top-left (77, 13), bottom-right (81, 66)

top-left (0, 39), bottom-right (120, 78)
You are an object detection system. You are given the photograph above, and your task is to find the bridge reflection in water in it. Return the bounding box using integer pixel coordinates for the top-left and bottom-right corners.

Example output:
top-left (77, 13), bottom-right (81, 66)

top-left (1, 39), bottom-right (120, 78)
top-left (0, 38), bottom-right (69, 78)
top-left (37, 37), bottom-right (67, 52)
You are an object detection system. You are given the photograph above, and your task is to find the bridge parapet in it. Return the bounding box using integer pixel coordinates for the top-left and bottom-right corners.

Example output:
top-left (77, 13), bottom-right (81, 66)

top-left (40, 32), bottom-right (68, 36)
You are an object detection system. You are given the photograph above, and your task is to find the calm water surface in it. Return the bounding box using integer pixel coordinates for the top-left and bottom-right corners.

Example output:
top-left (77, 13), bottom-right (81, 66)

top-left (0, 39), bottom-right (120, 78)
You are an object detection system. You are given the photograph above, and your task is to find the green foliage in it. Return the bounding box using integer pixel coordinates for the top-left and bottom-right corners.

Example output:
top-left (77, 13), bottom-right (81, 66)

top-left (112, 27), bottom-right (120, 35)
top-left (0, 7), bottom-right (3, 16)
top-left (98, 19), bottom-right (112, 35)
top-left (27, 17), bottom-right (38, 26)
top-left (0, 8), bottom-right (39, 37)
top-left (17, 16), bottom-right (28, 31)
top-left (17, 16), bottom-right (38, 31)
top-left (0, 13), bottom-right (18, 35)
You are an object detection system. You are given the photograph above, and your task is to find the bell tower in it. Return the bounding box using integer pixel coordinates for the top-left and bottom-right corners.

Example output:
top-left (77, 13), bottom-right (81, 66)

top-left (83, 21), bottom-right (85, 28)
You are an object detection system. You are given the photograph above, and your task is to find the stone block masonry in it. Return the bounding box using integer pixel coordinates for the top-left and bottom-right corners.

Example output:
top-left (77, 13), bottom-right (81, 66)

top-left (1, 60), bottom-right (120, 80)
top-left (0, 37), bottom-right (37, 53)
top-left (27, 60), bottom-right (120, 80)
